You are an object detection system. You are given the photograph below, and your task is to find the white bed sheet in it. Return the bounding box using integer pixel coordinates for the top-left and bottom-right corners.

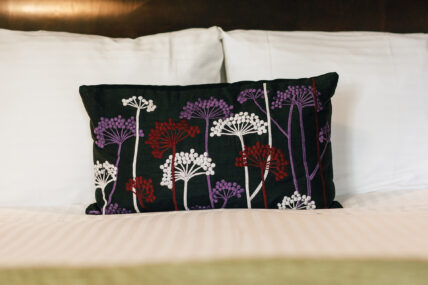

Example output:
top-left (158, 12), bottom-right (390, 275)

top-left (0, 189), bottom-right (427, 268)
top-left (339, 188), bottom-right (428, 211)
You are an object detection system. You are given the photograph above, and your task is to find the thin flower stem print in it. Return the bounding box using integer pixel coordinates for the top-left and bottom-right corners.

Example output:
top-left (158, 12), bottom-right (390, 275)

top-left (287, 103), bottom-right (298, 192)
top-left (245, 84), bottom-right (273, 200)
top-left (180, 97), bottom-right (233, 208)
top-left (235, 142), bottom-right (288, 208)
top-left (212, 180), bottom-right (244, 208)
top-left (94, 116), bottom-right (143, 206)
top-left (160, 149), bottom-right (215, 211)
top-left (238, 85), bottom-right (299, 193)
top-left (94, 161), bottom-right (117, 215)
top-left (122, 96), bottom-right (156, 213)
top-left (310, 122), bottom-right (331, 180)
top-left (272, 86), bottom-right (322, 197)
top-left (238, 88), bottom-right (287, 137)
top-left (210, 112), bottom-right (268, 208)
top-left (145, 119), bottom-right (200, 210)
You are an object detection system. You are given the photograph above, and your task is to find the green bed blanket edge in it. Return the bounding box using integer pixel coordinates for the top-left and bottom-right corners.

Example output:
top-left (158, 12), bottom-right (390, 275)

top-left (1, 258), bottom-right (427, 285)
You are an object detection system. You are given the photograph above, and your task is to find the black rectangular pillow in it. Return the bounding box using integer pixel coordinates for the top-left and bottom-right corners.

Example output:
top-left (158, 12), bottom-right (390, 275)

top-left (80, 72), bottom-right (339, 214)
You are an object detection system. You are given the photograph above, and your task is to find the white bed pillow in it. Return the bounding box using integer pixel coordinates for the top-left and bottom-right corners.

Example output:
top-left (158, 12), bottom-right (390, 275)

top-left (0, 27), bottom-right (224, 207)
top-left (221, 30), bottom-right (428, 196)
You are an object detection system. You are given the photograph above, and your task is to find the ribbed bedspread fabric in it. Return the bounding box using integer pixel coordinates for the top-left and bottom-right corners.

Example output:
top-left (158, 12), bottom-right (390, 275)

top-left (0, 189), bottom-right (427, 268)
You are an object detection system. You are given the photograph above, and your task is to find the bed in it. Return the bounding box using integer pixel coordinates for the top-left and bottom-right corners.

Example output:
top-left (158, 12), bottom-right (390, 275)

top-left (1, 189), bottom-right (428, 284)
top-left (1, 1), bottom-right (428, 284)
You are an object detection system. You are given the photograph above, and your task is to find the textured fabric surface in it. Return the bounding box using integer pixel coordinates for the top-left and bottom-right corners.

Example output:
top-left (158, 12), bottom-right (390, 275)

top-left (0, 27), bottom-right (224, 208)
top-left (1, 259), bottom-right (428, 285)
top-left (221, 30), bottom-right (428, 197)
top-left (340, 188), bottom-right (428, 210)
top-left (0, 189), bottom-right (427, 268)
top-left (80, 73), bottom-right (339, 213)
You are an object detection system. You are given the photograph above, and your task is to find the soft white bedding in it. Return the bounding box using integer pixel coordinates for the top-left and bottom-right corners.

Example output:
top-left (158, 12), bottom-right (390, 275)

top-left (0, 189), bottom-right (427, 268)
top-left (221, 30), bottom-right (428, 198)
top-left (340, 188), bottom-right (428, 211)
top-left (0, 27), bottom-right (224, 208)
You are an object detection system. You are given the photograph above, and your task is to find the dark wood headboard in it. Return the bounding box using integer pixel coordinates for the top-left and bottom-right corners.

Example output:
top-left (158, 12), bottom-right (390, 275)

top-left (0, 0), bottom-right (427, 38)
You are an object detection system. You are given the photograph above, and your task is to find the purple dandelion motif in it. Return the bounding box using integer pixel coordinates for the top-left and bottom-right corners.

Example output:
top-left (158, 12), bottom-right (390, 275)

top-left (94, 115), bottom-right (144, 148)
top-left (237, 89), bottom-right (266, 104)
top-left (212, 179), bottom-right (244, 208)
top-left (94, 115), bottom-right (143, 205)
top-left (180, 97), bottom-right (233, 121)
top-left (180, 97), bottom-right (233, 208)
top-left (88, 203), bottom-right (132, 215)
top-left (272, 86), bottom-right (322, 111)
top-left (319, 122), bottom-right (331, 144)
top-left (105, 203), bottom-right (133, 214)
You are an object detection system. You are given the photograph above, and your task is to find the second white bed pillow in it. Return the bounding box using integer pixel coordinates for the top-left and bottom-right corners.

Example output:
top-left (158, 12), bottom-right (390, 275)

top-left (222, 30), bottom-right (428, 197)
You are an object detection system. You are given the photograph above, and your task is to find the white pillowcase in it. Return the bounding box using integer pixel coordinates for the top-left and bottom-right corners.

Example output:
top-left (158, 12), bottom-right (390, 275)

top-left (222, 30), bottom-right (428, 196)
top-left (0, 27), bottom-right (224, 207)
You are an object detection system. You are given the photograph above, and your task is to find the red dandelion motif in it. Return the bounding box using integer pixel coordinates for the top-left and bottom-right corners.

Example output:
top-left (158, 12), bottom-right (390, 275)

top-left (125, 177), bottom-right (155, 209)
top-left (145, 118), bottom-right (200, 210)
top-left (235, 142), bottom-right (288, 208)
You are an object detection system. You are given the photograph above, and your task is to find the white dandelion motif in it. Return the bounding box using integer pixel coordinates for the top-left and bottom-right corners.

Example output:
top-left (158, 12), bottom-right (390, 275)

top-left (94, 160), bottom-right (117, 215)
top-left (160, 149), bottom-right (215, 211)
top-left (277, 191), bottom-right (316, 210)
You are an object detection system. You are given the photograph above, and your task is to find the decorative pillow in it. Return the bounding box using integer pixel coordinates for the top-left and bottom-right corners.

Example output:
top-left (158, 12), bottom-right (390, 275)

top-left (80, 72), bottom-right (339, 214)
